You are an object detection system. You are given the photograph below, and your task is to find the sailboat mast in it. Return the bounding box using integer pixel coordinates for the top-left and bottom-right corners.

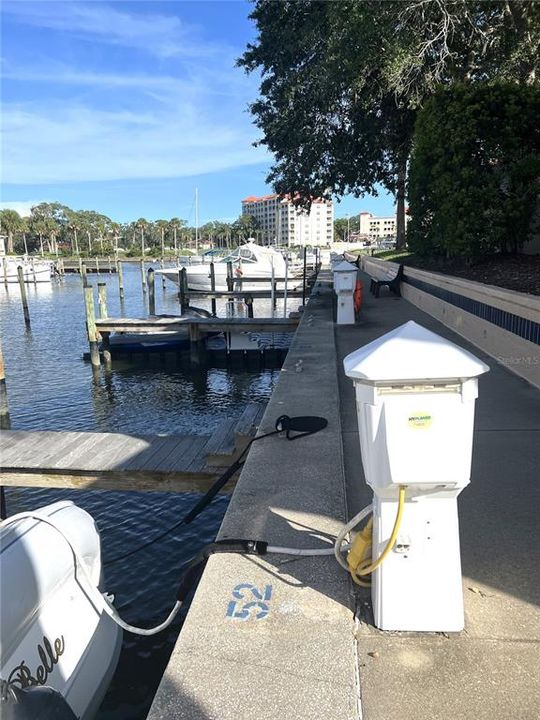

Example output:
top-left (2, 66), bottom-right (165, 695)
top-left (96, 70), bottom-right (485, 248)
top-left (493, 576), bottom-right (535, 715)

top-left (195, 187), bottom-right (199, 254)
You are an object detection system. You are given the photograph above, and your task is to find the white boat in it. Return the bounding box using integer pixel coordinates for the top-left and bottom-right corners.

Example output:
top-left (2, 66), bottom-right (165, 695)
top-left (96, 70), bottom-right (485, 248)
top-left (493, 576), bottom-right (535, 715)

top-left (155, 241), bottom-right (301, 291)
top-left (0, 257), bottom-right (53, 284)
top-left (0, 501), bottom-right (122, 719)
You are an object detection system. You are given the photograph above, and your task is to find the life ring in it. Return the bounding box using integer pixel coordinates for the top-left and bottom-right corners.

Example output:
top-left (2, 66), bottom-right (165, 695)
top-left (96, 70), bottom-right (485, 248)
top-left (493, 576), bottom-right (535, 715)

top-left (354, 279), bottom-right (363, 314)
top-left (235, 265), bottom-right (243, 276)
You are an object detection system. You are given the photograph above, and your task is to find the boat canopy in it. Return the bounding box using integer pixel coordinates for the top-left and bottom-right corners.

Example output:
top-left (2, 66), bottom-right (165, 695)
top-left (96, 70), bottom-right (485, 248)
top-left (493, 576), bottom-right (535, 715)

top-left (218, 242), bottom-right (285, 267)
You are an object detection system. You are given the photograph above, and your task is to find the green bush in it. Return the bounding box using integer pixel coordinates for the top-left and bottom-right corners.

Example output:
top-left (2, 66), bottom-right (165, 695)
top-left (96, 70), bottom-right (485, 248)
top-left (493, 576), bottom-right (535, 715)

top-left (407, 83), bottom-right (540, 259)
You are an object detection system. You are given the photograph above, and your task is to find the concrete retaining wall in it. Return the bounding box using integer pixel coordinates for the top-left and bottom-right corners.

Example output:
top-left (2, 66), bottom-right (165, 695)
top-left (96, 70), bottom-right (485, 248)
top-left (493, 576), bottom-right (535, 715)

top-left (361, 256), bottom-right (540, 389)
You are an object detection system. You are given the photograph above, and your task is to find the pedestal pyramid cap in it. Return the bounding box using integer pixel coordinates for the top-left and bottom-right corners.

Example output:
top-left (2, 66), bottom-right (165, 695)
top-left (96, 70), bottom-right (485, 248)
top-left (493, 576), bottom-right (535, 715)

top-left (343, 321), bottom-right (490, 382)
top-left (333, 260), bottom-right (357, 272)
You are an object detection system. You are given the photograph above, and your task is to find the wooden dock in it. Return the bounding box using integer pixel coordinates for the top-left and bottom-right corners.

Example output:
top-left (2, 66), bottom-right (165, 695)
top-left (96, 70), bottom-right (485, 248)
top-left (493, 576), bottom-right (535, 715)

top-left (62, 259), bottom-right (117, 274)
top-left (95, 316), bottom-right (299, 334)
top-left (0, 402), bottom-right (266, 494)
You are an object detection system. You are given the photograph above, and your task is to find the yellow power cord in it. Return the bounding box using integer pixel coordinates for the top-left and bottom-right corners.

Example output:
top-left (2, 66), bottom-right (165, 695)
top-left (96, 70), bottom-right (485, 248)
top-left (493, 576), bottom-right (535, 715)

top-left (347, 486), bottom-right (406, 587)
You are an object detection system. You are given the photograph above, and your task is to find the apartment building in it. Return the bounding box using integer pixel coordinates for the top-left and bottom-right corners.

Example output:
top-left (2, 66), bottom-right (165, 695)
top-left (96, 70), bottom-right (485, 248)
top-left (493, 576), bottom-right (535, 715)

top-left (358, 211), bottom-right (407, 239)
top-left (241, 194), bottom-right (334, 246)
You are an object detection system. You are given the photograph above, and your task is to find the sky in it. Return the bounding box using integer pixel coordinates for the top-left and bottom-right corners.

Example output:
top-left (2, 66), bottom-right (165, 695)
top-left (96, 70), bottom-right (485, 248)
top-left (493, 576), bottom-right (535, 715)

top-left (1, 0), bottom-right (395, 225)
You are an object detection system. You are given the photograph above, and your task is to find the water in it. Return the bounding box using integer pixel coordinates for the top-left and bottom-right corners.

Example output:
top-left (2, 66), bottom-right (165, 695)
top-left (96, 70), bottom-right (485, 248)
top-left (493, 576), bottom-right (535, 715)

top-left (0, 263), bottom-right (296, 718)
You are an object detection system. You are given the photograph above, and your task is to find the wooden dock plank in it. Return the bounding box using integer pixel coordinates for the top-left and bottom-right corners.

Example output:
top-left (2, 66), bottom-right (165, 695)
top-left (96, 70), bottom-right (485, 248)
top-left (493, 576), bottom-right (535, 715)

top-left (0, 431), bottom-right (39, 460)
top-left (135, 436), bottom-right (201, 472)
top-left (0, 470), bottom-right (237, 495)
top-left (234, 402), bottom-right (264, 438)
top-left (201, 419), bottom-right (237, 458)
top-left (160, 436), bottom-right (210, 473)
top-left (0, 424), bottom-right (253, 492)
top-left (116, 436), bottom-right (174, 471)
top-left (0, 431), bottom-right (67, 467)
top-left (36, 432), bottom-right (88, 468)
top-left (75, 433), bottom-right (147, 469)
top-left (67, 433), bottom-right (151, 471)
top-left (151, 435), bottom-right (198, 472)
top-left (95, 317), bottom-right (299, 335)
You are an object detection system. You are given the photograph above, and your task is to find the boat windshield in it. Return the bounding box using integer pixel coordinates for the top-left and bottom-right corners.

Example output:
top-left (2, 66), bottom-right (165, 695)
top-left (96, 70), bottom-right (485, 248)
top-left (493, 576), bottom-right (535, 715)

top-left (219, 247), bottom-right (258, 263)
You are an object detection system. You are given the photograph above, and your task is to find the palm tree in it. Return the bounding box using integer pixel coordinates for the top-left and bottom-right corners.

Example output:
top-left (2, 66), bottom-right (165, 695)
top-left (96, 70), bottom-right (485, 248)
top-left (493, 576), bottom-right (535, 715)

top-left (155, 219), bottom-right (169, 258)
top-left (19, 218), bottom-right (29, 255)
top-left (0, 210), bottom-right (22, 254)
top-left (67, 218), bottom-right (80, 256)
top-left (168, 218), bottom-right (184, 256)
top-left (136, 218), bottom-right (148, 257)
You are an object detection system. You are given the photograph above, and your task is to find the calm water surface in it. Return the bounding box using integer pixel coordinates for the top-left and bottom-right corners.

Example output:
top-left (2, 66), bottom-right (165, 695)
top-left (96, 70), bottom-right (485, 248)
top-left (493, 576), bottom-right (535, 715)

top-left (0, 263), bottom-right (295, 719)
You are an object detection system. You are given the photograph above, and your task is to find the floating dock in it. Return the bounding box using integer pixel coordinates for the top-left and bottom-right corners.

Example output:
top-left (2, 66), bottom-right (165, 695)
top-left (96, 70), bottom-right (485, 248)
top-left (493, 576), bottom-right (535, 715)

top-left (0, 402), bottom-right (265, 494)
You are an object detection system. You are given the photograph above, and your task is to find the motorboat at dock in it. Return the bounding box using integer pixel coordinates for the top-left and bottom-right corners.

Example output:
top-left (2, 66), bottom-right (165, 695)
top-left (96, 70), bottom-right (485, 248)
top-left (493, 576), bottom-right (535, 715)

top-left (0, 257), bottom-right (53, 284)
top-left (0, 501), bottom-right (122, 720)
top-left (155, 242), bottom-right (302, 292)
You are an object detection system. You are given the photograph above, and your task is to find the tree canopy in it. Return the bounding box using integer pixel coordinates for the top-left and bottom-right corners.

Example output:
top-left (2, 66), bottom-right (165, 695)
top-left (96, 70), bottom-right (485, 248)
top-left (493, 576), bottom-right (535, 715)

top-left (239, 1), bottom-right (539, 248)
top-left (0, 203), bottom-right (261, 256)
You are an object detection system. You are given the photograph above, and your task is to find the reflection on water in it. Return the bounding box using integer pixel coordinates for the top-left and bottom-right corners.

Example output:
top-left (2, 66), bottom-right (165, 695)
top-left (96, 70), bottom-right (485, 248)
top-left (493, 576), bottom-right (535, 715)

top-left (0, 264), bottom-right (291, 718)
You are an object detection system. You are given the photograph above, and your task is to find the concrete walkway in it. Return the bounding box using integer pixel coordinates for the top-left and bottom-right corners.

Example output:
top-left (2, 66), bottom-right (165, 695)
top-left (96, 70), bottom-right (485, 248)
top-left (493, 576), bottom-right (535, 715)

top-left (337, 270), bottom-right (540, 720)
top-left (148, 269), bottom-right (539, 720)
top-left (148, 273), bottom-right (358, 720)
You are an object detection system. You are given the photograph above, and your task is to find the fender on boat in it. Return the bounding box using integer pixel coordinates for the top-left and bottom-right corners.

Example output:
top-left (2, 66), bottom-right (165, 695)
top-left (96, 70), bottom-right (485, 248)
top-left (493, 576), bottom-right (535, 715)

top-left (0, 502), bottom-right (123, 720)
top-left (0, 683), bottom-right (78, 720)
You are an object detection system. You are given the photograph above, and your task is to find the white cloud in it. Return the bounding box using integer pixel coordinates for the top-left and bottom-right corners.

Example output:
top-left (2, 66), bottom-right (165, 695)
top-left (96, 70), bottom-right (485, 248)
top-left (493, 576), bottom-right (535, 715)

top-left (2, 101), bottom-right (268, 184)
top-left (1, 2), bottom-right (266, 185)
top-left (0, 201), bottom-right (45, 216)
top-left (3, 1), bottom-right (225, 59)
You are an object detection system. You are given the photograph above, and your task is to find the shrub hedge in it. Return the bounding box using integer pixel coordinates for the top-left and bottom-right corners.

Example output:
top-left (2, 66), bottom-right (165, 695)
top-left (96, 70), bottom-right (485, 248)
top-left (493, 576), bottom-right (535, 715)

top-left (407, 83), bottom-right (540, 259)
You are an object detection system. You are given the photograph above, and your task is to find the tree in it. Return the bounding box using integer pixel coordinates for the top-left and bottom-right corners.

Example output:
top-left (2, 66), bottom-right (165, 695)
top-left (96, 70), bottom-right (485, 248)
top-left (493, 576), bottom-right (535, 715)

top-left (232, 214), bottom-right (260, 241)
top-left (239, 1), bottom-right (539, 249)
top-left (154, 219), bottom-right (169, 256)
top-left (408, 83), bottom-right (540, 259)
top-left (334, 218), bottom-right (349, 243)
top-left (239, 2), bottom-right (416, 248)
top-left (28, 202), bottom-right (70, 255)
top-left (168, 218), bottom-right (185, 254)
top-left (0, 209), bottom-right (23, 253)
top-left (136, 218), bottom-right (149, 256)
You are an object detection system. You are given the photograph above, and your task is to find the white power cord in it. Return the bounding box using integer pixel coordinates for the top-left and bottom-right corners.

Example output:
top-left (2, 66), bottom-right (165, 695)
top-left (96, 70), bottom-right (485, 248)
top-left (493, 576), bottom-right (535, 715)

top-left (2, 509), bottom-right (369, 636)
top-left (2, 511), bottom-right (184, 636)
top-left (333, 504), bottom-right (373, 571)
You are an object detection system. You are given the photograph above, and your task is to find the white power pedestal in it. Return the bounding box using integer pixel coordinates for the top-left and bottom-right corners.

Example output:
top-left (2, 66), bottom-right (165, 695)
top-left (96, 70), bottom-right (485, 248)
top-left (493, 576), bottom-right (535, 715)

top-left (333, 260), bottom-right (357, 325)
top-left (344, 321), bottom-right (489, 632)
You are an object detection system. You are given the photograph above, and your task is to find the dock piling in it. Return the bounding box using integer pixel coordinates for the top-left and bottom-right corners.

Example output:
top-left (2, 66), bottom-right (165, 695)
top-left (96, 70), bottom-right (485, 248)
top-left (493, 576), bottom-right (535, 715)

top-left (270, 265), bottom-right (277, 317)
top-left (2, 258), bottom-right (8, 289)
top-left (179, 268), bottom-right (189, 311)
top-left (210, 262), bottom-right (217, 316)
top-left (30, 257), bottom-right (37, 284)
top-left (302, 247), bottom-right (307, 307)
top-left (245, 294), bottom-right (254, 318)
top-left (140, 259), bottom-right (147, 294)
top-left (283, 259), bottom-right (288, 318)
top-left (0, 340), bottom-right (11, 431)
top-left (148, 268), bottom-right (156, 315)
top-left (17, 266), bottom-right (31, 328)
top-left (189, 323), bottom-right (202, 365)
top-left (81, 262), bottom-right (88, 287)
top-left (117, 261), bottom-right (125, 301)
top-left (84, 285), bottom-right (101, 368)
top-left (160, 259), bottom-right (167, 290)
top-left (95, 257), bottom-right (100, 275)
top-left (0, 342), bottom-right (9, 519)
top-left (97, 282), bottom-right (108, 318)
top-left (101, 332), bottom-right (112, 369)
